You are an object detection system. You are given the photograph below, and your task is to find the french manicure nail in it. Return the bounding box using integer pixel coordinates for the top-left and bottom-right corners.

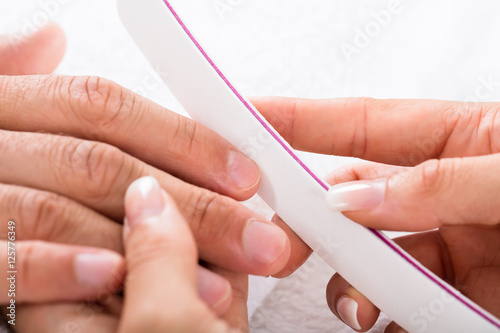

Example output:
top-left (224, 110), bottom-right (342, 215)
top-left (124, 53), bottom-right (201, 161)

top-left (228, 150), bottom-right (260, 190)
top-left (74, 253), bottom-right (121, 287)
top-left (243, 220), bottom-right (287, 265)
top-left (125, 176), bottom-right (165, 228)
top-left (326, 179), bottom-right (386, 212)
top-left (337, 296), bottom-right (362, 330)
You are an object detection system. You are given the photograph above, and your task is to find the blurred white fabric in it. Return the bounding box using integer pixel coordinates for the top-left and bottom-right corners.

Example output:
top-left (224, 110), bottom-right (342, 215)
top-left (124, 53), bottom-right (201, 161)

top-left (1, 0), bottom-right (500, 332)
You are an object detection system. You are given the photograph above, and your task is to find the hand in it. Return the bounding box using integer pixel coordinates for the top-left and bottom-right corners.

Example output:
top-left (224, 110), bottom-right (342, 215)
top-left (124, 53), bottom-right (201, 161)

top-left (16, 177), bottom-right (247, 332)
top-left (253, 97), bottom-right (500, 332)
top-left (0, 25), bottom-right (301, 331)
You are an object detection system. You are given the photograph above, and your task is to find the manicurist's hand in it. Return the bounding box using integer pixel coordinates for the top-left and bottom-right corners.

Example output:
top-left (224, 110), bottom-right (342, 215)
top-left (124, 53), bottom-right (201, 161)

top-left (253, 97), bottom-right (500, 332)
top-left (118, 176), bottom-right (240, 332)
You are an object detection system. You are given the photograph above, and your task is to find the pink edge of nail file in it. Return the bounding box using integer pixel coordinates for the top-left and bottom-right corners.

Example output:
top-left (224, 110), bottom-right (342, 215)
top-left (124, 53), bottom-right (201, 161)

top-left (117, 1), bottom-right (500, 332)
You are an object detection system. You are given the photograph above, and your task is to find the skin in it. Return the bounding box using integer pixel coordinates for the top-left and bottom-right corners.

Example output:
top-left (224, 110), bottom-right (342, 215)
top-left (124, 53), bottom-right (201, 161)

top-left (4, 23), bottom-right (498, 332)
top-left (252, 96), bottom-right (500, 332)
top-left (0, 24), bottom-right (302, 332)
top-left (17, 177), bottom-right (245, 332)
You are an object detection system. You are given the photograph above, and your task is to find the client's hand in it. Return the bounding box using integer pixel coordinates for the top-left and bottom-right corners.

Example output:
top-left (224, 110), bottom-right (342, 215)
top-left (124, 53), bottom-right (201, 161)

top-left (253, 97), bottom-right (500, 332)
top-left (0, 25), bottom-right (300, 332)
top-left (117, 176), bottom-right (243, 332)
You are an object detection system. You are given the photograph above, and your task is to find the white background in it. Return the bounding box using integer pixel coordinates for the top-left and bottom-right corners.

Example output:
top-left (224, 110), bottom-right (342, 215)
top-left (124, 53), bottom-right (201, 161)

top-left (1, 0), bottom-right (500, 332)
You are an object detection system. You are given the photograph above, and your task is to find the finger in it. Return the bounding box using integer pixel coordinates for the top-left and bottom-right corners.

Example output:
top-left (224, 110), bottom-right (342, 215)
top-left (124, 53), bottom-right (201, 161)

top-left (0, 130), bottom-right (290, 275)
top-left (120, 177), bottom-right (231, 333)
top-left (269, 213), bottom-right (312, 278)
top-left (326, 154), bottom-right (500, 230)
top-left (16, 303), bottom-right (119, 333)
top-left (326, 273), bottom-right (379, 332)
top-left (252, 97), bottom-right (499, 165)
top-left (326, 231), bottom-right (452, 332)
top-left (0, 183), bottom-right (122, 252)
top-left (324, 161), bottom-right (409, 186)
top-left (441, 225), bottom-right (500, 317)
top-left (270, 162), bottom-right (407, 278)
top-left (0, 240), bottom-right (124, 304)
top-left (197, 266), bottom-right (232, 316)
top-left (0, 23), bottom-right (66, 75)
top-left (221, 273), bottom-right (248, 332)
top-left (207, 265), bottom-right (249, 331)
top-left (0, 75), bottom-right (260, 201)
top-left (384, 321), bottom-right (407, 333)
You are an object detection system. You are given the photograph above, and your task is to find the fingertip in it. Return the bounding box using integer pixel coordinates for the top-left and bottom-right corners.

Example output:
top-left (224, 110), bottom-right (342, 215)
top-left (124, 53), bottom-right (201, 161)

top-left (124, 176), bottom-right (165, 229)
top-left (335, 290), bottom-right (380, 332)
top-left (197, 267), bottom-right (233, 316)
top-left (242, 219), bottom-right (291, 275)
top-left (269, 214), bottom-right (312, 278)
top-left (336, 295), bottom-right (362, 331)
top-left (327, 275), bottom-right (380, 332)
top-left (2, 22), bottom-right (67, 75)
top-left (226, 149), bottom-right (261, 200)
top-left (31, 23), bottom-right (67, 70)
top-left (35, 22), bottom-right (67, 47)
top-left (325, 179), bottom-right (386, 213)
top-left (73, 251), bottom-right (125, 295)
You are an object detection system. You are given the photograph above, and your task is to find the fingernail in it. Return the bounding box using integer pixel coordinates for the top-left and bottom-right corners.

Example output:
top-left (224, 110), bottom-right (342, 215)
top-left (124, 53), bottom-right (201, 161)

top-left (74, 253), bottom-right (122, 287)
top-left (337, 296), bottom-right (362, 330)
top-left (125, 176), bottom-right (165, 228)
top-left (326, 179), bottom-right (386, 212)
top-left (228, 150), bottom-right (260, 190)
top-left (197, 268), bottom-right (231, 310)
top-left (396, 328), bottom-right (408, 333)
top-left (243, 220), bottom-right (287, 265)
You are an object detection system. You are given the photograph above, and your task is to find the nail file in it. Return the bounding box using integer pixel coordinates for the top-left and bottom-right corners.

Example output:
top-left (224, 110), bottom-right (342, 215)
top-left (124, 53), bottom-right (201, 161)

top-left (117, 1), bottom-right (500, 331)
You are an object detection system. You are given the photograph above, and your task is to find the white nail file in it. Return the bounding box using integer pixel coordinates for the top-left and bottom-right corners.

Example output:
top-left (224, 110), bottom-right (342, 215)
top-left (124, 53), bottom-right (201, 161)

top-left (117, 1), bottom-right (500, 331)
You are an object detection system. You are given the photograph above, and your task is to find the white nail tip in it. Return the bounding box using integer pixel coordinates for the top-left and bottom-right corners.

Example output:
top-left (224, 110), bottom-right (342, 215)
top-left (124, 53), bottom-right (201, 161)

top-left (325, 184), bottom-right (360, 211)
top-left (325, 180), bottom-right (386, 212)
top-left (134, 176), bottom-right (160, 197)
top-left (337, 296), bottom-right (362, 330)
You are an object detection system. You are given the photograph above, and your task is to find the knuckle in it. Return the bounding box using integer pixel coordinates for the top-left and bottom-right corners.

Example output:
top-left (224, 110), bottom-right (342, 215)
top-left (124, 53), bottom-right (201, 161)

top-left (18, 241), bottom-right (44, 291)
top-left (66, 76), bottom-right (136, 138)
top-left (478, 105), bottom-right (500, 153)
top-left (182, 190), bottom-right (229, 245)
top-left (60, 139), bottom-right (131, 202)
top-left (416, 159), bottom-right (456, 196)
top-left (18, 189), bottom-right (67, 241)
top-left (170, 116), bottom-right (204, 158)
top-left (439, 101), bottom-right (465, 124)
top-left (439, 100), bottom-right (482, 124)
top-left (127, 225), bottom-right (197, 268)
top-left (83, 143), bottom-right (128, 200)
top-left (184, 120), bottom-right (199, 152)
top-left (127, 235), bottom-right (173, 267)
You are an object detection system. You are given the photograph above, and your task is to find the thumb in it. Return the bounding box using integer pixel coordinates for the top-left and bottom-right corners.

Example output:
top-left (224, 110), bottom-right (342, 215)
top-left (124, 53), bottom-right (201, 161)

top-left (326, 155), bottom-right (500, 231)
top-left (0, 23), bottom-right (66, 75)
top-left (119, 176), bottom-right (232, 333)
